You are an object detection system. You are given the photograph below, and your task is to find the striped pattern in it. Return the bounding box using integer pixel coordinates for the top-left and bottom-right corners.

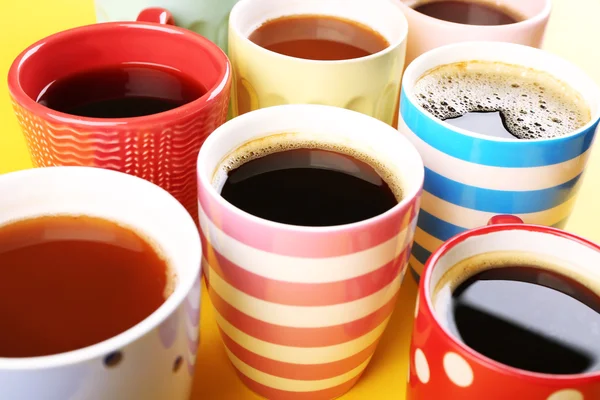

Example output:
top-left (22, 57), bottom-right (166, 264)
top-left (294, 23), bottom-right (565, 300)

top-left (399, 89), bottom-right (599, 276)
top-left (198, 188), bottom-right (420, 399)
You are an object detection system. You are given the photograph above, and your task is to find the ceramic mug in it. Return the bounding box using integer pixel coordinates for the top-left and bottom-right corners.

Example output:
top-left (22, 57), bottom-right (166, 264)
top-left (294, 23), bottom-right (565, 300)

top-left (392, 0), bottom-right (551, 67)
top-left (196, 104), bottom-right (424, 399)
top-left (409, 215), bottom-right (600, 399)
top-left (398, 41), bottom-right (600, 278)
top-left (227, 0), bottom-right (408, 125)
top-left (8, 12), bottom-right (231, 222)
top-left (0, 166), bottom-right (201, 400)
top-left (94, 0), bottom-right (239, 53)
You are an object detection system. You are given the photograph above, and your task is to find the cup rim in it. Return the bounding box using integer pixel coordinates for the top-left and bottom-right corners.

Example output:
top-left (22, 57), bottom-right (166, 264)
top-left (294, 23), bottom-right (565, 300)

top-left (196, 104), bottom-right (425, 234)
top-left (7, 21), bottom-right (231, 127)
top-left (395, 0), bottom-right (552, 29)
top-left (401, 41), bottom-right (600, 144)
top-left (228, 0), bottom-right (409, 65)
top-left (0, 166), bottom-right (202, 370)
top-left (421, 221), bottom-right (600, 382)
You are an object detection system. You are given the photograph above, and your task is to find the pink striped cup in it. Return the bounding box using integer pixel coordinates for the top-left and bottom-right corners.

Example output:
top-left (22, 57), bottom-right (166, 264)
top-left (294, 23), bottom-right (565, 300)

top-left (196, 104), bottom-right (424, 399)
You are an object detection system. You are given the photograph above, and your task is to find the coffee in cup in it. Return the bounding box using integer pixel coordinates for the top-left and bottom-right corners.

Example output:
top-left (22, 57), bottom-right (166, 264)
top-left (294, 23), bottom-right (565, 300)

top-left (409, 216), bottom-right (600, 399)
top-left (433, 251), bottom-right (600, 374)
top-left (248, 15), bottom-right (389, 61)
top-left (197, 104), bottom-right (424, 399)
top-left (8, 15), bottom-right (231, 222)
top-left (413, 60), bottom-right (591, 139)
top-left (37, 64), bottom-right (206, 118)
top-left (215, 133), bottom-right (403, 226)
top-left (398, 42), bottom-right (600, 279)
top-left (0, 166), bottom-right (201, 400)
top-left (0, 214), bottom-right (174, 357)
top-left (391, 0), bottom-right (550, 71)
top-left (228, 0), bottom-right (408, 125)
top-left (410, 1), bottom-right (525, 26)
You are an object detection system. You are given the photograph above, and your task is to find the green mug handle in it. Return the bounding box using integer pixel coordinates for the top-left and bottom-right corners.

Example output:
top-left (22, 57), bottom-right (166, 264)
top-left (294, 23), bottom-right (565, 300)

top-left (136, 7), bottom-right (175, 25)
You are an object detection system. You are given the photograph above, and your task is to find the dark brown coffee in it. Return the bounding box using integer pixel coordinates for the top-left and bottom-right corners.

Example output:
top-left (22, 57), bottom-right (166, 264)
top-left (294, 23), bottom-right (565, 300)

top-left (216, 136), bottom-right (402, 226)
top-left (434, 252), bottom-right (600, 374)
top-left (414, 61), bottom-right (591, 139)
top-left (37, 64), bottom-right (206, 118)
top-left (248, 15), bottom-right (389, 61)
top-left (413, 0), bottom-right (523, 25)
top-left (0, 215), bottom-right (173, 357)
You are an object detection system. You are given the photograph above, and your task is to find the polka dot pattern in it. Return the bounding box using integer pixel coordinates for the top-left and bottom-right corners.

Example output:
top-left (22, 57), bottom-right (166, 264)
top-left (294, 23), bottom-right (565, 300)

top-left (547, 389), bottom-right (584, 400)
top-left (173, 355), bottom-right (183, 373)
top-left (103, 351), bottom-right (123, 368)
top-left (414, 348), bottom-right (430, 384)
top-left (443, 352), bottom-right (473, 388)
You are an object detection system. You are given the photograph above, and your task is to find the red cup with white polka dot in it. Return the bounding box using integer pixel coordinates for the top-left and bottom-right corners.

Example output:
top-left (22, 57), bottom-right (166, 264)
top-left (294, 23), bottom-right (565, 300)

top-left (408, 215), bottom-right (600, 400)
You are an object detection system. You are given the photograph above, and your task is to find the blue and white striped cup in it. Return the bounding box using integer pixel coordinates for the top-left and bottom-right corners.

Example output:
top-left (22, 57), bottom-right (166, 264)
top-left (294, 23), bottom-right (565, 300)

top-left (398, 41), bottom-right (600, 278)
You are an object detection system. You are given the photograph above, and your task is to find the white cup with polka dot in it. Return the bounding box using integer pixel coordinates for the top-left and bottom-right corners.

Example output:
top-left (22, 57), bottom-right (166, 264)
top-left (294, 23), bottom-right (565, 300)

top-left (0, 166), bottom-right (202, 400)
top-left (409, 215), bottom-right (600, 400)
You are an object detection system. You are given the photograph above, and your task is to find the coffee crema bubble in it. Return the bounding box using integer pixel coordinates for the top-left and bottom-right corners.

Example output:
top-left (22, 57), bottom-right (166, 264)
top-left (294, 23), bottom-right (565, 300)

top-left (414, 61), bottom-right (591, 139)
top-left (433, 251), bottom-right (600, 374)
top-left (212, 133), bottom-right (404, 227)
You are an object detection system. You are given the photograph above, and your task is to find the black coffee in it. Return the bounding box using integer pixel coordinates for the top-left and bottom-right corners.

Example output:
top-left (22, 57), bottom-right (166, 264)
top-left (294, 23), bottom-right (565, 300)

top-left (436, 260), bottom-right (600, 374)
top-left (37, 64), bottom-right (206, 118)
top-left (413, 61), bottom-right (590, 139)
top-left (413, 1), bottom-right (523, 26)
top-left (219, 146), bottom-right (400, 227)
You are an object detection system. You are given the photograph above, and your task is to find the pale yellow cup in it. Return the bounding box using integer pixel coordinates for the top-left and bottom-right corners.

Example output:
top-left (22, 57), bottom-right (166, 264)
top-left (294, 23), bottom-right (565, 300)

top-left (228, 0), bottom-right (408, 125)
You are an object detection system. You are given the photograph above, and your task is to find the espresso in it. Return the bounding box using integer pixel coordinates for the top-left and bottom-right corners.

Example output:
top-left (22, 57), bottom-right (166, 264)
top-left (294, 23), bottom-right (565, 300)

top-left (37, 64), bottom-right (206, 118)
top-left (248, 15), bottom-right (389, 61)
top-left (0, 215), bottom-right (173, 357)
top-left (434, 252), bottom-right (600, 374)
top-left (414, 61), bottom-right (591, 139)
top-left (412, 1), bottom-right (523, 25)
top-left (215, 135), bottom-right (401, 226)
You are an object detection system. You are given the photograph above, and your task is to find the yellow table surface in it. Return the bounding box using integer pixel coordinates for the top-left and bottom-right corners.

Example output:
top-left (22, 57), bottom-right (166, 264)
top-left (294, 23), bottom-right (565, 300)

top-left (1, 0), bottom-right (599, 398)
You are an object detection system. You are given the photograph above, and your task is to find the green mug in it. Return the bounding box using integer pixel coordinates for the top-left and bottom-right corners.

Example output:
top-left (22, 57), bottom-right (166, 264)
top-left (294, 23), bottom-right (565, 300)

top-left (94, 0), bottom-right (239, 53)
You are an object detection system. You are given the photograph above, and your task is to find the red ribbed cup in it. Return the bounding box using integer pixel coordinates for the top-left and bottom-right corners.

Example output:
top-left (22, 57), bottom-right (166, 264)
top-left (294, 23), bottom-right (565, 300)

top-left (8, 19), bottom-right (231, 221)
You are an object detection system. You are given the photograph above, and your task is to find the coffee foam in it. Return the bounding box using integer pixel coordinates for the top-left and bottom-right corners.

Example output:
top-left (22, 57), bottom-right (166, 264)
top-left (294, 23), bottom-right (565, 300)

top-left (211, 132), bottom-right (404, 202)
top-left (163, 267), bottom-right (177, 299)
top-left (414, 61), bottom-right (591, 139)
top-left (432, 250), bottom-right (600, 319)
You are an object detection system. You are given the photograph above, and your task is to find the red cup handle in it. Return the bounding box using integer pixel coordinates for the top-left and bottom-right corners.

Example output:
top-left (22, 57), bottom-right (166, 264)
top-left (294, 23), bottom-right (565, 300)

top-left (487, 215), bottom-right (524, 225)
top-left (136, 7), bottom-right (175, 25)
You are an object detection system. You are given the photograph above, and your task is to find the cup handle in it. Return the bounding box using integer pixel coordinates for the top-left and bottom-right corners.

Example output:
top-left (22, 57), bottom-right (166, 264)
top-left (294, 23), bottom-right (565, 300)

top-left (136, 7), bottom-right (175, 25)
top-left (487, 215), bottom-right (524, 225)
